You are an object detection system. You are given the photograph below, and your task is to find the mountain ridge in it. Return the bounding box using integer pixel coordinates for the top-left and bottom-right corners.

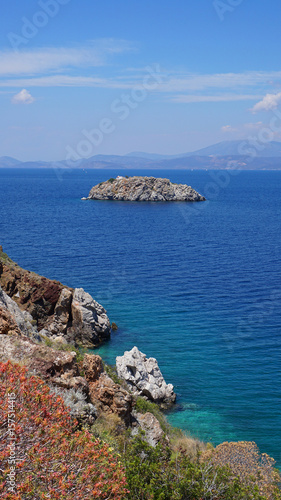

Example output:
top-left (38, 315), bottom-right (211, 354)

top-left (2, 140), bottom-right (281, 170)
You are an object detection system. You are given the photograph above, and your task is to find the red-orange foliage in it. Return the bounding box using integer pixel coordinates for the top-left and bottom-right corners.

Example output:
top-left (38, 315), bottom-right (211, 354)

top-left (0, 361), bottom-right (129, 500)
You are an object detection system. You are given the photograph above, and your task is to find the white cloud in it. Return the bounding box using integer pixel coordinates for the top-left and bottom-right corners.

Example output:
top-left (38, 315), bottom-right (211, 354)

top-left (12, 89), bottom-right (35, 104)
top-left (0, 39), bottom-right (135, 77)
top-left (172, 94), bottom-right (262, 103)
top-left (221, 125), bottom-right (237, 133)
top-left (251, 93), bottom-right (281, 113)
top-left (0, 75), bottom-right (135, 89)
top-left (161, 71), bottom-right (281, 92)
top-left (221, 121), bottom-right (266, 135)
top-left (243, 121), bottom-right (264, 130)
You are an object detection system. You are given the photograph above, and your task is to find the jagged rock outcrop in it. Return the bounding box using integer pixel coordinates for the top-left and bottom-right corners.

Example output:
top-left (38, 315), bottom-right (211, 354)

top-left (0, 286), bottom-right (39, 339)
top-left (132, 412), bottom-right (165, 447)
top-left (0, 249), bottom-right (111, 348)
top-left (116, 346), bottom-right (176, 408)
top-left (83, 354), bottom-right (133, 425)
top-left (83, 353), bottom-right (104, 382)
top-left (0, 250), bottom-right (172, 435)
top-left (86, 176), bottom-right (205, 202)
top-left (0, 334), bottom-right (78, 380)
top-left (69, 288), bottom-right (111, 347)
top-left (0, 306), bottom-right (22, 336)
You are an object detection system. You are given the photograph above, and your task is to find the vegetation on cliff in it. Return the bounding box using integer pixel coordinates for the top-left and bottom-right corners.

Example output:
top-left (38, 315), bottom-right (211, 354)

top-left (0, 357), bottom-right (280, 500)
top-left (0, 361), bottom-right (128, 499)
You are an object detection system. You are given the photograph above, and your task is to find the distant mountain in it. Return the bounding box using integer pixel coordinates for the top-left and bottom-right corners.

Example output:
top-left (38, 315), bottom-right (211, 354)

top-left (86, 154), bottom-right (152, 167)
top-left (188, 140), bottom-right (281, 158)
top-left (2, 141), bottom-right (281, 170)
top-left (125, 152), bottom-right (174, 160)
top-left (0, 156), bottom-right (22, 167)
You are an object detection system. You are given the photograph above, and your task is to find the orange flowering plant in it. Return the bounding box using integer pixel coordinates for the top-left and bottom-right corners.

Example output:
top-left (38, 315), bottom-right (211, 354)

top-left (0, 361), bottom-right (129, 500)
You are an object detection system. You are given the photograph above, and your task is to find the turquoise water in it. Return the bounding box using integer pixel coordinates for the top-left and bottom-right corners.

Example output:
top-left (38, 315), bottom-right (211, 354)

top-left (0, 168), bottom-right (280, 466)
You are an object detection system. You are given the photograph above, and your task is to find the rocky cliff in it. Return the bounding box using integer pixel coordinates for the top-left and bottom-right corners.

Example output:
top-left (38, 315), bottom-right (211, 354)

top-left (0, 249), bottom-right (176, 446)
top-left (85, 176), bottom-right (205, 202)
top-left (0, 248), bottom-right (110, 348)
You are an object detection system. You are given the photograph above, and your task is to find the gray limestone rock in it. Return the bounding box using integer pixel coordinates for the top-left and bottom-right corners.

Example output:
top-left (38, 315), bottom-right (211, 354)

top-left (116, 346), bottom-right (176, 408)
top-left (69, 288), bottom-right (111, 348)
top-left (132, 411), bottom-right (165, 447)
top-left (86, 176), bottom-right (205, 202)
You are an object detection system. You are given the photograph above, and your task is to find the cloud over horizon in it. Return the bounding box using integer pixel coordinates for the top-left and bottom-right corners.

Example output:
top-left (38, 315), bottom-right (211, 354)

top-left (0, 39), bottom-right (135, 77)
top-left (251, 92), bottom-right (281, 113)
top-left (12, 89), bottom-right (35, 104)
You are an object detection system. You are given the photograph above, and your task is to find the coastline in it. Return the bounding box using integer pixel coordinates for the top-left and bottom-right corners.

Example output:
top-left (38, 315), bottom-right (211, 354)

top-left (1, 168), bottom-right (281, 470)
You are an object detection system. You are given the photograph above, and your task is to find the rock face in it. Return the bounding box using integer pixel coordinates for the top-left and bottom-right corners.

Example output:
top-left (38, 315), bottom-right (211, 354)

top-left (132, 412), bottom-right (165, 447)
top-left (83, 354), bottom-right (133, 425)
top-left (0, 286), bottom-right (38, 339)
top-left (0, 249), bottom-right (111, 348)
top-left (116, 346), bottom-right (176, 408)
top-left (86, 176), bottom-right (205, 202)
top-left (0, 334), bottom-right (78, 381)
top-left (69, 288), bottom-right (111, 347)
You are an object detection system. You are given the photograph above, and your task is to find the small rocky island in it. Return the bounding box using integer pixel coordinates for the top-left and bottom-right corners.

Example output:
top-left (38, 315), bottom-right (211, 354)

top-left (84, 176), bottom-right (205, 202)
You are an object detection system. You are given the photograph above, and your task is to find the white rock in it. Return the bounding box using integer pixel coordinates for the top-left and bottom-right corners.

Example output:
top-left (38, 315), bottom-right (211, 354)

top-left (116, 346), bottom-right (176, 407)
top-left (70, 288), bottom-right (111, 347)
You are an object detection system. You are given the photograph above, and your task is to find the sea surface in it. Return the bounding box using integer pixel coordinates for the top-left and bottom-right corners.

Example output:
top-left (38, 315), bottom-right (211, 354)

top-left (1, 167), bottom-right (281, 467)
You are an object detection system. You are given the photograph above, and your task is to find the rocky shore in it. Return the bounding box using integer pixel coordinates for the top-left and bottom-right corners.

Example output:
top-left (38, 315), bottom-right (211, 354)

top-left (1, 248), bottom-right (280, 500)
top-left (0, 248), bottom-right (110, 348)
top-left (0, 247), bottom-right (176, 445)
top-left (85, 176), bottom-right (205, 202)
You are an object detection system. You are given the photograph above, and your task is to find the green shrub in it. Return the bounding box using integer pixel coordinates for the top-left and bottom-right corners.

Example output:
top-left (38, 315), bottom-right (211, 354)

top-left (134, 397), bottom-right (171, 434)
top-left (123, 434), bottom-right (279, 500)
top-left (104, 364), bottom-right (123, 385)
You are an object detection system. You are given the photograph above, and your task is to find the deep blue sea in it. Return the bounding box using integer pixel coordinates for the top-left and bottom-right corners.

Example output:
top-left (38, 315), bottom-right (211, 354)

top-left (1, 167), bottom-right (281, 467)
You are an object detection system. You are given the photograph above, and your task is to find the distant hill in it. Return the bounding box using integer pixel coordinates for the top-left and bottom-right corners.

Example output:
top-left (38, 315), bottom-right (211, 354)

top-left (2, 141), bottom-right (281, 170)
top-left (0, 156), bottom-right (22, 167)
top-left (187, 140), bottom-right (281, 157)
top-left (125, 152), bottom-right (174, 160)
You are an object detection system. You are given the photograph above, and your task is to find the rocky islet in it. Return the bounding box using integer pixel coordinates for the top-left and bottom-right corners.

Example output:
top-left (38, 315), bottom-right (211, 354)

top-left (85, 175), bottom-right (206, 202)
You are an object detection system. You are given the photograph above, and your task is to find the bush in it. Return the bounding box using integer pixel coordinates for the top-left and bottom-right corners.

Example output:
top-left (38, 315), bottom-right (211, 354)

top-left (202, 441), bottom-right (281, 500)
top-left (124, 434), bottom-right (281, 500)
top-left (104, 364), bottom-right (123, 385)
top-left (134, 397), bottom-right (171, 434)
top-left (0, 361), bottom-right (128, 499)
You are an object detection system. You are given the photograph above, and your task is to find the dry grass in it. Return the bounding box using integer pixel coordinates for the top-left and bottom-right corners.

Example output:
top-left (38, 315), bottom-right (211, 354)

top-left (202, 441), bottom-right (281, 500)
top-left (170, 432), bottom-right (207, 460)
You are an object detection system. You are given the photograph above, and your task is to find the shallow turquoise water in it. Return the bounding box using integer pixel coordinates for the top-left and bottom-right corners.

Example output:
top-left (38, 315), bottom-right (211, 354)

top-left (0, 168), bottom-right (280, 466)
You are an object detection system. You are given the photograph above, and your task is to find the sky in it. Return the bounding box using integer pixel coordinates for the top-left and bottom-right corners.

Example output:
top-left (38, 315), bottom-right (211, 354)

top-left (1, 0), bottom-right (281, 161)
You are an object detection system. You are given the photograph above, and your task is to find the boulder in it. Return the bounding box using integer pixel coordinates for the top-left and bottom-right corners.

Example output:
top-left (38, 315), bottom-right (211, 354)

top-left (132, 412), bottom-right (165, 447)
top-left (69, 288), bottom-right (111, 348)
top-left (83, 353), bottom-right (104, 382)
top-left (116, 346), bottom-right (176, 408)
top-left (89, 373), bottom-right (133, 425)
top-left (46, 288), bottom-right (72, 334)
top-left (52, 373), bottom-right (89, 396)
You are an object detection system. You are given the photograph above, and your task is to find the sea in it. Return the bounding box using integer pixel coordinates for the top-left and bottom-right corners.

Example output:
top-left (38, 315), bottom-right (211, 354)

top-left (0, 167), bottom-right (280, 467)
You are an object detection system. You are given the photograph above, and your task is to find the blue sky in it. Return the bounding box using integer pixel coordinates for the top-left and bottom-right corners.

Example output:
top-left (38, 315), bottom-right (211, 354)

top-left (1, 0), bottom-right (281, 160)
